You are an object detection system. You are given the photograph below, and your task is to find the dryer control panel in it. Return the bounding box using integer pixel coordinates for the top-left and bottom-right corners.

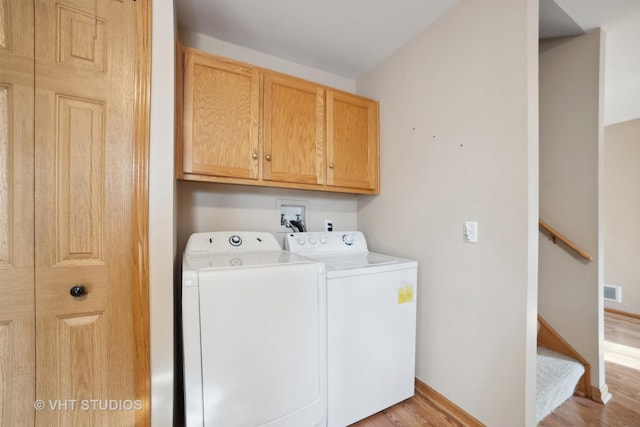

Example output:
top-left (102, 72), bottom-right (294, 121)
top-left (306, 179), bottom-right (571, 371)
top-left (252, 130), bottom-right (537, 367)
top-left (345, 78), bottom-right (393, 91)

top-left (185, 231), bottom-right (281, 255)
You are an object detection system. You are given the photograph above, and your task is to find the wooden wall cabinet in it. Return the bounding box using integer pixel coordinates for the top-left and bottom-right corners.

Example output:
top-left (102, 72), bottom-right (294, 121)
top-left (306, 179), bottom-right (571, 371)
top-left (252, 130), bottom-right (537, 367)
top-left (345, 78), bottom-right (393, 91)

top-left (327, 90), bottom-right (379, 191)
top-left (176, 45), bottom-right (380, 195)
top-left (181, 51), bottom-right (260, 179)
top-left (263, 72), bottom-right (325, 185)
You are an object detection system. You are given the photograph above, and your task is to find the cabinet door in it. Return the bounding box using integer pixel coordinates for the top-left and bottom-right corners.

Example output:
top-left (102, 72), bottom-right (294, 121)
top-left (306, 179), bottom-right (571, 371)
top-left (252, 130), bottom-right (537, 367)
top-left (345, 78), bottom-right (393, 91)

top-left (326, 91), bottom-right (379, 192)
top-left (263, 73), bottom-right (324, 184)
top-left (182, 49), bottom-right (260, 179)
top-left (0, 0), bottom-right (35, 424)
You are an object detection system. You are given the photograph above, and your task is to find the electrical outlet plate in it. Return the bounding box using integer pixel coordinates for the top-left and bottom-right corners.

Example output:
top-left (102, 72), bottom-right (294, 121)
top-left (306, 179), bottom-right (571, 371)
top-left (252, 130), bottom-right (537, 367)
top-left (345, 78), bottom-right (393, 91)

top-left (324, 219), bottom-right (333, 231)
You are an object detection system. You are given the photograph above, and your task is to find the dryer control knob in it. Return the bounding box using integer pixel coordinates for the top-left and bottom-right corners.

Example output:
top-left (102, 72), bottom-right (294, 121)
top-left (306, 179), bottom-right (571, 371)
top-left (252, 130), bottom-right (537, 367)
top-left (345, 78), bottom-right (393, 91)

top-left (308, 237), bottom-right (317, 245)
top-left (229, 235), bottom-right (242, 246)
top-left (297, 237), bottom-right (306, 245)
top-left (319, 237), bottom-right (328, 244)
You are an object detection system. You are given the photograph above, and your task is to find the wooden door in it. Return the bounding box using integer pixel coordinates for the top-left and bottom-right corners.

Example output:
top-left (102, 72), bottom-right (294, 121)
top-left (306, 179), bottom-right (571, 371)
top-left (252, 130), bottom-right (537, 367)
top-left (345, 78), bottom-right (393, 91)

top-left (0, 0), bottom-right (36, 425)
top-left (33, 0), bottom-right (145, 425)
top-left (326, 91), bottom-right (379, 192)
top-left (182, 48), bottom-right (260, 179)
top-left (263, 72), bottom-right (324, 184)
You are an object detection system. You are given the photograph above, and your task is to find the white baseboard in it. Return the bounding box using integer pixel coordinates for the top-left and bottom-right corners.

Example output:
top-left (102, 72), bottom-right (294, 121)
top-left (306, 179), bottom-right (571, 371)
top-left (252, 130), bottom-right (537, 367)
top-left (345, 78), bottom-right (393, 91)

top-left (591, 383), bottom-right (612, 404)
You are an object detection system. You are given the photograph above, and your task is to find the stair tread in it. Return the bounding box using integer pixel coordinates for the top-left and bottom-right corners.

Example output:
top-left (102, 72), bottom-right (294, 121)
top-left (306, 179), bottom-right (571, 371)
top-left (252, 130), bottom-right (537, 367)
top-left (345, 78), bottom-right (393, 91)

top-left (536, 346), bottom-right (585, 423)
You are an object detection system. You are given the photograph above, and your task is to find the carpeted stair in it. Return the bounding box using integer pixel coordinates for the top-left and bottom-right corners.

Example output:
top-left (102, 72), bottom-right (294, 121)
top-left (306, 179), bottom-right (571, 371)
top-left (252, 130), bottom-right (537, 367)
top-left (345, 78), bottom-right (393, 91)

top-left (536, 346), bottom-right (585, 423)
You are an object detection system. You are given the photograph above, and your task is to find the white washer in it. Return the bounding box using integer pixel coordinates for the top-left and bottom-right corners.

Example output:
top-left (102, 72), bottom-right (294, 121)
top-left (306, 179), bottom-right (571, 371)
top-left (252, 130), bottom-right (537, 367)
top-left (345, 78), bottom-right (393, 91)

top-left (182, 231), bottom-right (327, 427)
top-left (286, 231), bottom-right (418, 427)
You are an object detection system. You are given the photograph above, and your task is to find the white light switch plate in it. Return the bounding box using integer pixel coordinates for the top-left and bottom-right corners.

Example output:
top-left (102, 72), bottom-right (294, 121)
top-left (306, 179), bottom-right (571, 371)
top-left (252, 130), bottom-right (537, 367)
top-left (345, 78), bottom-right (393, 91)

top-left (463, 221), bottom-right (478, 243)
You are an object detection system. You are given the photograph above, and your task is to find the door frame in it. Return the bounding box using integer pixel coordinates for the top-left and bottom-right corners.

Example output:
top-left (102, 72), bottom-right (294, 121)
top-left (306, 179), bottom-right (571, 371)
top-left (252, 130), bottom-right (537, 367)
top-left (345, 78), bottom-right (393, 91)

top-left (132, 0), bottom-right (151, 425)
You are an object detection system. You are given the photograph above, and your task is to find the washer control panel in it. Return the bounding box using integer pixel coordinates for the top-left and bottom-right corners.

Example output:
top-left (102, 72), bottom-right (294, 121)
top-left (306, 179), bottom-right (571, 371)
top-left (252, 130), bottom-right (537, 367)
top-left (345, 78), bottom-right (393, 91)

top-left (285, 231), bottom-right (368, 253)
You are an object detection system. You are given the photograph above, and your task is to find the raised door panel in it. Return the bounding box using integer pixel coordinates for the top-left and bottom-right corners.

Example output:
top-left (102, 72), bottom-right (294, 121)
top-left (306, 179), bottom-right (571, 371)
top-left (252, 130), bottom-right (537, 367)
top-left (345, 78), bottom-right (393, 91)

top-left (34, 0), bottom-right (137, 425)
top-left (263, 73), bottom-right (324, 184)
top-left (326, 91), bottom-right (379, 192)
top-left (183, 49), bottom-right (260, 179)
top-left (0, 319), bottom-right (35, 425)
top-left (0, 0), bottom-right (35, 425)
top-left (53, 95), bottom-right (104, 265)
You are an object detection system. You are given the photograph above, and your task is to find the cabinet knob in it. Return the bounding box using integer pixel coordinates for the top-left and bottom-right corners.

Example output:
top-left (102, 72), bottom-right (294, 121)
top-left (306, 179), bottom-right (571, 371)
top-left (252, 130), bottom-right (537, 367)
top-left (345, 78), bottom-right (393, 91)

top-left (265, 154), bottom-right (272, 161)
top-left (329, 163), bottom-right (334, 169)
top-left (69, 284), bottom-right (88, 298)
top-left (252, 153), bottom-right (258, 159)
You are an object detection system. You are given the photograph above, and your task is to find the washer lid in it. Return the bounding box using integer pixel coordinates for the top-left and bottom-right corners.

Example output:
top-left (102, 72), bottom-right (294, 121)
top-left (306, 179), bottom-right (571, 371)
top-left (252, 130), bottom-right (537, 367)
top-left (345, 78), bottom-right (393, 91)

top-left (310, 252), bottom-right (414, 271)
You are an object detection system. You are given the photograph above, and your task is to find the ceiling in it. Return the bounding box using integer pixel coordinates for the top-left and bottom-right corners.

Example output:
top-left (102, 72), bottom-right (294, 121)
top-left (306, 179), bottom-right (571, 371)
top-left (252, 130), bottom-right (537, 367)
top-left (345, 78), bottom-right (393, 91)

top-left (546, 0), bottom-right (640, 125)
top-left (176, 0), bottom-right (640, 125)
top-left (176, 0), bottom-right (459, 78)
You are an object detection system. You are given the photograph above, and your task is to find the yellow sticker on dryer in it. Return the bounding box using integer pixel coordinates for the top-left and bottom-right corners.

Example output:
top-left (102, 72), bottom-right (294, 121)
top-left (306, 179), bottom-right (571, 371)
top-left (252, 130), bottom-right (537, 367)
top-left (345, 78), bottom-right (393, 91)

top-left (398, 284), bottom-right (414, 304)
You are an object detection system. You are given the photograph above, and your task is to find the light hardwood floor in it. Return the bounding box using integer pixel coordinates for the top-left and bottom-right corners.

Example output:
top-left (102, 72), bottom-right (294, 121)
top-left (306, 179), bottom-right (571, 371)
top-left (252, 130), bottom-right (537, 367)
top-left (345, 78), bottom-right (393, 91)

top-left (353, 311), bottom-right (640, 426)
top-left (351, 389), bottom-right (468, 427)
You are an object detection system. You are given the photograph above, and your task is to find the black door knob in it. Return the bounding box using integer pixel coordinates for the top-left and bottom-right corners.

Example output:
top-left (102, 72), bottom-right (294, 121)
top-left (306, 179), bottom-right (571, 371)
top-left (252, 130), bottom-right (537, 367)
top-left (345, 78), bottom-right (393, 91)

top-left (69, 285), bottom-right (88, 298)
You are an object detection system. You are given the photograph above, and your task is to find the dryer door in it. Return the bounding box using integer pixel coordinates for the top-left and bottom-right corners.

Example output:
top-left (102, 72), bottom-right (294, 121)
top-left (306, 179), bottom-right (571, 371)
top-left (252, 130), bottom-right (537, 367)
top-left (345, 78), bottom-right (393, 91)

top-left (198, 262), bottom-right (325, 427)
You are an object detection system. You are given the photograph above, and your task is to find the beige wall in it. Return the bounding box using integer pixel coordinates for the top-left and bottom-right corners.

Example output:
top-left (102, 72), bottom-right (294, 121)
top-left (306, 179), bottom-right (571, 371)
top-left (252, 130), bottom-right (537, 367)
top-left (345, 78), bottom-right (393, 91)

top-left (604, 118), bottom-right (640, 316)
top-left (176, 182), bottom-right (358, 252)
top-left (179, 30), bottom-right (356, 92)
top-left (538, 31), bottom-right (605, 389)
top-left (356, 0), bottom-right (539, 425)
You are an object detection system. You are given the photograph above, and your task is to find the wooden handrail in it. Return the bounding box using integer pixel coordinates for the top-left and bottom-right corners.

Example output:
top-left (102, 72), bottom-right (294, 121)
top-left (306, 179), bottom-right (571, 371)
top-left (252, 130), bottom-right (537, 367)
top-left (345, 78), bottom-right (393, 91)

top-left (539, 220), bottom-right (593, 261)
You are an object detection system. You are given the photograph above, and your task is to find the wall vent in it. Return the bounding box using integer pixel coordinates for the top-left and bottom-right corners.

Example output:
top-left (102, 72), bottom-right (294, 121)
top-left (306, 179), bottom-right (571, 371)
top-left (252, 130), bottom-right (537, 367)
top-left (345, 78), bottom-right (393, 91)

top-left (603, 284), bottom-right (622, 303)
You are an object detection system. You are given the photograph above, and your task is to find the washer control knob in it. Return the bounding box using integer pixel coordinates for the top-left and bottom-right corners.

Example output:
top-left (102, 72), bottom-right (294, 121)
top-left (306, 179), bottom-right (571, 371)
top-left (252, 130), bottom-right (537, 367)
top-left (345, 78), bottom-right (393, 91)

top-left (319, 237), bottom-right (328, 244)
top-left (297, 237), bottom-right (306, 245)
top-left (229, 235), bottom-right (242, 246)
top-left (308, 237), bottom-right (317, 245)
top-left (342, 234), bottom-right (354, 246)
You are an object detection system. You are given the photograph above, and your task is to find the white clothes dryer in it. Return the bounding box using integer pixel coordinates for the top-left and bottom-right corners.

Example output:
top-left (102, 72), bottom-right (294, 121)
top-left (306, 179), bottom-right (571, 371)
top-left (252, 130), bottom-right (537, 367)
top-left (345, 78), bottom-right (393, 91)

top-left (286, 231), bottom-right (417, 427)
top-left (182, 231), bottom-right (327, 427)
